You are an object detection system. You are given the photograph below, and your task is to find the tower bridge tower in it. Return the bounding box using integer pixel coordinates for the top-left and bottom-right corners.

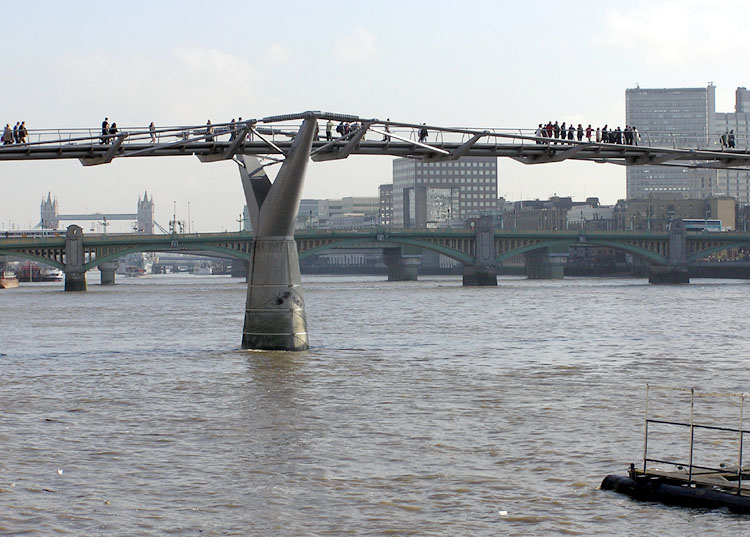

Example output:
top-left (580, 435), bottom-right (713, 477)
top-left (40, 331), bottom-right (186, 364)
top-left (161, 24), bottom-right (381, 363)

top-left (40, 192), bottom-right (60, 229)
top-left (137, 191), bottom-right (154, 234)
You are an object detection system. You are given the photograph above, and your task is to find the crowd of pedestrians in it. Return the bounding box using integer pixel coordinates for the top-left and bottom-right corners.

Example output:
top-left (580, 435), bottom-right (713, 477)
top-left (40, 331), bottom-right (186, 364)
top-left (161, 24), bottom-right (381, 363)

top-left (534, 121), bottom-right (640, 145)
top-left (2, 121), bottom-right (28, 144)
top-left (332, 120), bottom-right (363, 139)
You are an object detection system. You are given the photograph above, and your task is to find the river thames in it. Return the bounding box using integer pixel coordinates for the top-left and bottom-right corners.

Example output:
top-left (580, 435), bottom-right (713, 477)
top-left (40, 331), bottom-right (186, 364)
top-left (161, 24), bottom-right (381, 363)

top-left (2, 274), bottom-right (750, 535)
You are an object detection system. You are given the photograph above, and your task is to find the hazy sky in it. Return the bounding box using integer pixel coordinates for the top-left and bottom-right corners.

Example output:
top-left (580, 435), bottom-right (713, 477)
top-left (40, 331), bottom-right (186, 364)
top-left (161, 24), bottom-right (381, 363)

top-left (2, 1), bottom-right (749, 232)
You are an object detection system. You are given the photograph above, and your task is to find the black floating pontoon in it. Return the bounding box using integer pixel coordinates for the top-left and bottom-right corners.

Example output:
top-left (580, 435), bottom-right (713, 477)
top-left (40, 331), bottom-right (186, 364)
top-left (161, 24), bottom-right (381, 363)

top-left (602, 385), bottom-right (750, 513)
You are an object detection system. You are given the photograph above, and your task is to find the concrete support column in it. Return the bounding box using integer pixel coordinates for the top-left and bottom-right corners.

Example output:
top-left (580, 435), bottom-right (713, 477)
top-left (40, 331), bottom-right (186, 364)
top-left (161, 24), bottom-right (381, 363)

top-left (464, 216), bottom-right (497, 286)
top-left (98, 261), bottom-right (118, 285)
top-left (525, 249), bottom-right (567, 280)
top-left (462, 264), bottom-right (497, 286)
top-left (231, 259), bottom-right (248, 279)
top-left (237, 113), bottom-right (318, 350)
top-left (650, 218), bottom-right (689, 284)
top-left (64, 224), bottom-right (87, 291)
top-left (242, 237), bottom-right (308, 350)
top-left (383, 247), bottom-right (420, 281)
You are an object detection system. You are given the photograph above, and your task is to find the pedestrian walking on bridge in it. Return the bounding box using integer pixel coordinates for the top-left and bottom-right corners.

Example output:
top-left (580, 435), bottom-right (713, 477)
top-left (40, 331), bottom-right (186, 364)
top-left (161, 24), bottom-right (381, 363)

top-left (2, 124), bottom-right (13, 145)
top-left (101, 117), bottom-right (109, 144)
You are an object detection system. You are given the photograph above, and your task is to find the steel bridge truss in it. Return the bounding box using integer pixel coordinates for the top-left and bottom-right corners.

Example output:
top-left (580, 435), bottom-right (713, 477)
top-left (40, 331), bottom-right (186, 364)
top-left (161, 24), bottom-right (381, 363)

top-left (2, 111), bottom-right (750, 170)
top-left (3, 229), bottom-right (750, 272)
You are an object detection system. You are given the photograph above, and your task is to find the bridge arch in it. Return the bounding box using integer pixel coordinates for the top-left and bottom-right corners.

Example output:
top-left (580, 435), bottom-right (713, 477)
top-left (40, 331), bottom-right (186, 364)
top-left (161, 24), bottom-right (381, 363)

top-left (495, 238), bottom-right (669, 266)
top-left (84, 244), bottom-right (252, 271)
top-left (1, 250), bottom-right (65, 270)
top-left (298, 236), bottom-right (476, 265)
top-left (687, 240), bottom-right (750, 263)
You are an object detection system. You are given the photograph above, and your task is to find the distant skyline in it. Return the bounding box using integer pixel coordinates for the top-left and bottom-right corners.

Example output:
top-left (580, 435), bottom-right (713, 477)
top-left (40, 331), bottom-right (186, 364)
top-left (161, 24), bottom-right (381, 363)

top-left (2, 1), bottom-right (749, 231)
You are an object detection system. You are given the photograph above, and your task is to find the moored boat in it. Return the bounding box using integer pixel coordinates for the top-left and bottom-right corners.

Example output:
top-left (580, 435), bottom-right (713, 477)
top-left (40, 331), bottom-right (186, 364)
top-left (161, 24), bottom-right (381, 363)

top-left (0, 269), bottom-right (19, 289)
top-left (39, 267), bottom-right (63, 281)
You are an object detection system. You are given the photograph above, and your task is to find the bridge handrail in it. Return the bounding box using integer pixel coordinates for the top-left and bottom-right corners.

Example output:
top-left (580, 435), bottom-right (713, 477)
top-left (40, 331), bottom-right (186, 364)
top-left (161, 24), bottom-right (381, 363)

top-left (4, 117), bottom-right (748, 153)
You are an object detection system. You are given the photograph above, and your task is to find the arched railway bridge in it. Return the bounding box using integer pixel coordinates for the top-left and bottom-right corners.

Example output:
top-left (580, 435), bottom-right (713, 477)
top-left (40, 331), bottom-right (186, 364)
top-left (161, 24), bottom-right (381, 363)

top-left (2, 225), bottom-right (747, 282)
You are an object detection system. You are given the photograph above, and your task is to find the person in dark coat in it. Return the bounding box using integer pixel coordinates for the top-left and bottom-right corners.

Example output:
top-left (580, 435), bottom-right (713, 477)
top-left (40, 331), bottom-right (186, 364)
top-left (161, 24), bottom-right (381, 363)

top-left (624, 125), bottom-right (633, 145)
top-left (567, 124), bottom-right (575, 140)
top-left (101, 117), bottom-right (109, 144)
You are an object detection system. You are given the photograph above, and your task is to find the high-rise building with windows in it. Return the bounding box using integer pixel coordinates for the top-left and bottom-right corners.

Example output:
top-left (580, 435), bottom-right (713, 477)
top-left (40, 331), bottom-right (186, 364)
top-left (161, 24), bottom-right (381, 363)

top-left (626, 84), bottom-right (750, 202)
top-left (391, 156), bottom-right (498, 227)
top-left (378, 184), bottom-right (393, 227)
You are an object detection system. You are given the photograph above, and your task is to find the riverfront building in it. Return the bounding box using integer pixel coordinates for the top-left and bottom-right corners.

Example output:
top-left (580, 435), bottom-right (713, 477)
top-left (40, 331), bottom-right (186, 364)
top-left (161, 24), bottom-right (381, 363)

top-left (391, 156), bottom-right (498, 228)
top-left (378, 184), bottom-right (393, 227)
top-left (293, 196), bottom-right (380, 230)
top-left (626, 85), bottom-right (750, 202)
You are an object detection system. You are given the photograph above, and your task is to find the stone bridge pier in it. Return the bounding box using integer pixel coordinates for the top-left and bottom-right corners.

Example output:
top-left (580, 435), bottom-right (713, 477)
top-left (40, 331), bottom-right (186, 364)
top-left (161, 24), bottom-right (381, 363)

top-left (64, 224), bottom-right (87, 291)
top-left (525, 247), bottom-right (567, 280)
top-left (383, 247), bottom-right (421, 281)
top-left (649, 218), bottom-right (689, 284)
top-left (463, 216), bottom-right (497, 286)
top-left (98, 261), bottom-right (118, 285)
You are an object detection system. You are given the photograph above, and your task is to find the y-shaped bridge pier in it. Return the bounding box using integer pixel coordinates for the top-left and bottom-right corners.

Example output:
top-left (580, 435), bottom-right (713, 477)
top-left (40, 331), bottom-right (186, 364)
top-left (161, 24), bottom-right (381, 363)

top-left (3, 111), bottom-right (750, 350)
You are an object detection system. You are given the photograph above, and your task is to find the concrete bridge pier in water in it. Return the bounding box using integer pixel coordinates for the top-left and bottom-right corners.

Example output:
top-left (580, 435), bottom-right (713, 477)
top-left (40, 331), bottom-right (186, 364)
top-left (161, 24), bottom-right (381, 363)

top-left (236, 115), bottom-right (318, 351)
top-left (463, 217), bottom-right (497, 286)
top-left (64, 224), bottom-right (87, 291)
top-left (648, 218), bottom-right (690, 284)
top-left (525, 248), bottom-right (568, 280)
top-left (383, 247), bottom-right (421, 281)
top-left (98, 261), bottom-right (118, 285)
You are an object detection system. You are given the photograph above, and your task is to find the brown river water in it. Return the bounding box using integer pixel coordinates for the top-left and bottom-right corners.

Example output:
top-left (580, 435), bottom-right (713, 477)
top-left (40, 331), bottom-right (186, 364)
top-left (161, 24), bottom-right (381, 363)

top-left (1, 274), bottom-right (749, 535)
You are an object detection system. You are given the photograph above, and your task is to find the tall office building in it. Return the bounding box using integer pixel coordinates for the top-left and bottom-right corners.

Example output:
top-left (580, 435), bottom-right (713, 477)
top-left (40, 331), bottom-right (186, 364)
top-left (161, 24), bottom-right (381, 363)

top-left (626, 84), bottom-right (750, 203)
top-left (715, 87), bottom-right (750, 203)
top-left (378, 184), bottom-right (393, 227)
top-left (391, 156), bottom-right (498, 227)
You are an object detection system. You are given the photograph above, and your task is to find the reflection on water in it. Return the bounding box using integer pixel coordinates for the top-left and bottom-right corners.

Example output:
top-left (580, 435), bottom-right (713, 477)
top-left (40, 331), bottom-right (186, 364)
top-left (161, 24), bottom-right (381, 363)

top-left (1, 274), bottom-right (750, 535)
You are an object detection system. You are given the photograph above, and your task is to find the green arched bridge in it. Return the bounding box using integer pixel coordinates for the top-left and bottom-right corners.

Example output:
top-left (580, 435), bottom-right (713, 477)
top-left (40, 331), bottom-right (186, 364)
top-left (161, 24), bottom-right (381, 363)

top-left (2, 227), bottom-right (747, 275)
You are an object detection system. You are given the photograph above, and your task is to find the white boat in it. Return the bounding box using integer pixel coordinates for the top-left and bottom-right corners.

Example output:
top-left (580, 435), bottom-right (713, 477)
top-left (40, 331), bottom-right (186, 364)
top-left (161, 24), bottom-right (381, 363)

top-left (0, 269), bottom-right (19, 289)
top-left (39, 267), bottom-right (63, 281)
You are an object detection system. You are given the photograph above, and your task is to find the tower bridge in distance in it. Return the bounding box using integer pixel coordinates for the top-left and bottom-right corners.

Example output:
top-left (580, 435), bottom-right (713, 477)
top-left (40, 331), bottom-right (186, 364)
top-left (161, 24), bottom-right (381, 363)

top-left (39, 191), bottom-right (156, 233)
top-left (2, 111), bottom-right (750, 351)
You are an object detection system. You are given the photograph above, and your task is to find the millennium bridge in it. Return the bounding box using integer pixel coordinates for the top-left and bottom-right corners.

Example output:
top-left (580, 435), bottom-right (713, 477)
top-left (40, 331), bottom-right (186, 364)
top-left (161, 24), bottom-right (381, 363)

top-left (3, 111), bottom-right (750, 350)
